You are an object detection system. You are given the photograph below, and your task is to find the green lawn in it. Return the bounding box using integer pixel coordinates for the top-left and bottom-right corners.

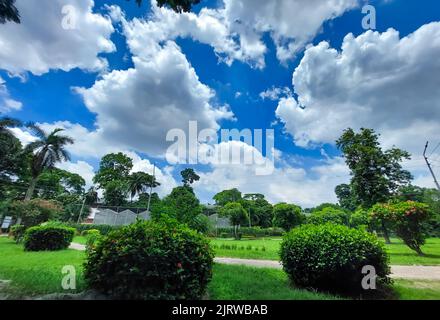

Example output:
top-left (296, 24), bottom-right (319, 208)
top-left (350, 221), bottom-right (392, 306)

top-left (1, 237), bottom-right (439, 300)
top-left (73, 236), bottom-right (87, 245)
top-left (0, 237), bottom-right (86, 298)
top-left (211, 237), bottom-right (440, 266)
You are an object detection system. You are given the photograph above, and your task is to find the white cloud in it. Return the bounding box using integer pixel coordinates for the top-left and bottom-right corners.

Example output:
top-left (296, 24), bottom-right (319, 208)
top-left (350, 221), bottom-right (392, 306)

top-left (260, 86), bottom-right (291, 101)
top-left (0, 0), bottom-right (115, 76)
top-left (57, 160), bottom-right (96, 188)
top-left (193, 141), bottom-right (350, 207)
top-left (276, 23), bottom-right (440, 189)
top-left (109, 0), bottom-right (360, 69)
top-left (0, 77), bottom-right (22, 113)
top-left (276, 23), bottom-right (440, 153)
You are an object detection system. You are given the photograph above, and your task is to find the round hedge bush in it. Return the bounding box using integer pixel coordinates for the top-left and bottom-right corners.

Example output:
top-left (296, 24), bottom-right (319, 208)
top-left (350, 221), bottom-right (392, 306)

top-left (280, 224), bottom-right (390, 296)
top-left (84, 220), bottom-right (214, 300)
top-left (24, 225), bottom-right (75, 251)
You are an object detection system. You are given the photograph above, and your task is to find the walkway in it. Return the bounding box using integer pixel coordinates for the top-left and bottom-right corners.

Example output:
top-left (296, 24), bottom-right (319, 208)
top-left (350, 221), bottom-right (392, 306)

top-left (69, 243), bottom-right (440, 280)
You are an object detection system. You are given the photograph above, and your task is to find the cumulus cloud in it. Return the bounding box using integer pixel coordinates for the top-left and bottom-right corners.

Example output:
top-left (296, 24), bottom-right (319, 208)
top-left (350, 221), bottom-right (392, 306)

top-left (194, 141), bottom-right (350, 207)
top-left (0, 0), bottom-right (115, 76)
top-left (0, 77), bottom-right (22, 113)
top-left (276, 23), bottom-right (440, 189)
top-left (276, 23), bottom-right (440, 153)
top-left (108, 0), bottom-right (360, 69)
top-left (57, 160), bottom-right (96, 188)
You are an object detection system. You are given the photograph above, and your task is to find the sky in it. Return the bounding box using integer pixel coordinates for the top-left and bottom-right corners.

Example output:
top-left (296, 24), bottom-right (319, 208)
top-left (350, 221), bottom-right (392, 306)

top-left (1, 0), bottom-right (440, 207)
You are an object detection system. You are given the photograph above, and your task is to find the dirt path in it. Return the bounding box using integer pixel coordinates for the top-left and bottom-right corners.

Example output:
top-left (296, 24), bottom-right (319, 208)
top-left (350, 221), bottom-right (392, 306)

top-left (69, 242), bottom-right (440, 280)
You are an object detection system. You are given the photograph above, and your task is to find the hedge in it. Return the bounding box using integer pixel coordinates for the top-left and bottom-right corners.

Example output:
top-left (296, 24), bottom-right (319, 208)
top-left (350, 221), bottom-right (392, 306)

top-left (23, 225), bottom-right (75, 251)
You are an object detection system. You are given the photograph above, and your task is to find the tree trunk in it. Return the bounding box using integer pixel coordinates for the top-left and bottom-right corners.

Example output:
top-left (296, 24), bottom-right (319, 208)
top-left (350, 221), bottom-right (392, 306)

top-left (381, 221), bottom-right (391, 244)
top-left (25, 177), bottom-right (37, 201)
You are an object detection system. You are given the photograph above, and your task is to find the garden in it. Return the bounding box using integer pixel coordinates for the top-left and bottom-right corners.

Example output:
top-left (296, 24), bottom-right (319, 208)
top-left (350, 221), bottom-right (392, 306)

top-left (1, 120), bottom-right (440, 300)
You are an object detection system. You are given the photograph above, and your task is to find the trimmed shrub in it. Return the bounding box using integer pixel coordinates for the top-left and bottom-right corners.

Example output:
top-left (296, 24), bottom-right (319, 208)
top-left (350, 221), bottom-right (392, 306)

top-left (280, 224), bottom-right (390, 296)
top-left (9, 224), bottom-right (26, 243)
top-left (24, 225), bottom-right (75, 251)
top-left (84, 220), bottom-right (214, 300)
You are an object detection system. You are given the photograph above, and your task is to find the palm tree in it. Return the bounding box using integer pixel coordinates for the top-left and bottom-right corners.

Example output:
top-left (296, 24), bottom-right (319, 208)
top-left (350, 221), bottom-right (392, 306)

top-left (128, 172), bottom-right (160, 203)
top-left (0, 116), bottom-right (22, 135)
top-left (0, 0), bottom-right (20, 24)
top-left (24, 124), bottom-right (74, 201)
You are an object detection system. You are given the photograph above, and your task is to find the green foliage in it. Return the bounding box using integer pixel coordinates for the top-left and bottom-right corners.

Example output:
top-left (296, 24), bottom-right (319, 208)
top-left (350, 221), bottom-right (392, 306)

top-left (349, 208), bottom-right (371, 230)
top-left (336, 128), bottom-right (412, 209)
top-left (241, 194), bottom-right (273, 228)
top-left (155, 186), bottom-right (202, 227)
top-left (6, 199), bottom-right (63, 227)
top-left (213, 188), bottom-right (242, 206)
top-left (180, 168), bottom-right (200, 187)
top-left (84, 220), bottom-right (214, 300)
top-left (307, 207), bottom-right (350, 226)
top-left (280, 224), bottom-right (391, 296)
top-left (370, 201), bottom-right (430, 255)
top-left (23, 225), bottom-right (75, 251)
top-left (272, 203), bottom-right (305, 231)
top-left (35, 168), bottom-right (85, 199)
top-left (211, 227), bottom-right (285, 238)
top-left (220, 202), bottom-right (249, 227)
top-left (187, 213), bottom-right (211, 234)
top-left (133, 0), bottom-right (201, 13)
top-left (102, 180), bottom-right (128, 206)
top-left (9, 224), bottom-right (26, 243)
top-left (67, 223), bottom-right (121, 236)
top-left (128, 172), bottom-right (160, 201)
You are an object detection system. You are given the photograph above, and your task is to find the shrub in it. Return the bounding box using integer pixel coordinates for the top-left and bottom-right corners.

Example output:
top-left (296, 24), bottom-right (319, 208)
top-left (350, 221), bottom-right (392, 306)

top-left (272, 203), bottom-right (305, 231)
top-left (66, 223), bottom-right (121, 235)
top-left (83, 229), bottom-right (102, 249)
top-left (280, 224), bottom-right (390, 296)
top-left (84, 220), bottom-right (214, 300)
top-left (23, 225), bottom-right (75, 251)
top-left (307, 207), bottom-right (350, 226)
top-left (349, 209), bottom-right (371, 230)
top-left (187, 214), bottom-right (211, 234)
top-left (9, 224), bottom-right (26, 243)
top-left (370, 201), bottom-right (430, 255)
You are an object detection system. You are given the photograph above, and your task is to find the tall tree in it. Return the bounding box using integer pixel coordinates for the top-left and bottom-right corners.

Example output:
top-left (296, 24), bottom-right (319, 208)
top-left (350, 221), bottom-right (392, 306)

top-left (0, 117), bottom-right (23, 180)
top-left (336, 128), bottom-right (412, 243)
top-left (213, 188), bottom-right (242, 206)
top-left (0, 0), bottom-right (20, 24)
top-left (23, 125), bottom-right (74, 201)
top-left (181, 168), bottom-right (200, 187)
top-left (128, 172), bottom-right (160, 202)
top-left (93, 152), bottom-right (133, 206)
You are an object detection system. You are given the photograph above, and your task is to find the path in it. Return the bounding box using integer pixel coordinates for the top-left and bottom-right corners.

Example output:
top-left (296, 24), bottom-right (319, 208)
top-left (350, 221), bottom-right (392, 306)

top-left (69, 243), bottom-right (440, 280)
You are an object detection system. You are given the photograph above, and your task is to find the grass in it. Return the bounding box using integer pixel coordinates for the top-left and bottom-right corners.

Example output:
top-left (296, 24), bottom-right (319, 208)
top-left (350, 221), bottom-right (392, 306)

top-left (0, 237), bottom-right (86, 298)
top-left (73, 236), bottom-right (87, 245)
top-left (210, 237), bottom-right (440, 266)
top-left (208, 264), bottom-right (339, 300)
top-left (1, 237), bottom-right (439, 300)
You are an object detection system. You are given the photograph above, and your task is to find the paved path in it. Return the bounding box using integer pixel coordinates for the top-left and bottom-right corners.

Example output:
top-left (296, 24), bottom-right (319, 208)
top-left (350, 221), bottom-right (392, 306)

top-left (69, 242), bottom-right (440, 280)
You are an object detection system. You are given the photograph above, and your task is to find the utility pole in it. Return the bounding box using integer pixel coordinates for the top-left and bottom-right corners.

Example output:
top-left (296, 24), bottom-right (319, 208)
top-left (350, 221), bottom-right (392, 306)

top-left (77, 187), bottom-right (94, 223)
top-left (423, 142), bottom-right (440, 191)
top-left (146, 163), bottom-right (156, 213)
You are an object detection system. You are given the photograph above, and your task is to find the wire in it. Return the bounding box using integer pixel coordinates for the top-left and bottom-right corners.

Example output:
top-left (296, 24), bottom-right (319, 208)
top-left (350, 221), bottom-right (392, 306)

top-left (429, 142), bottom-right (440, 158)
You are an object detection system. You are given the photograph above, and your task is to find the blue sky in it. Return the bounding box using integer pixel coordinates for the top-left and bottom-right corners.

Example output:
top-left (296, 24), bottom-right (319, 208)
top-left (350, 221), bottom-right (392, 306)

top-left (1, 0), bottom-right (439, 207)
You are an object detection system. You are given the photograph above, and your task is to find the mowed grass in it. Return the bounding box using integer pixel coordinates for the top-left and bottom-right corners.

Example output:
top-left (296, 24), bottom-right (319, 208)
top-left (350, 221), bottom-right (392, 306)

top-left (211, 237), bottom-right (440, 266)
top-left (73, 236), bottom-right (87, 245)
top-left (0, 237), bottom-right (86, 298)
top-left (208, 264), bottom-right (339, 300)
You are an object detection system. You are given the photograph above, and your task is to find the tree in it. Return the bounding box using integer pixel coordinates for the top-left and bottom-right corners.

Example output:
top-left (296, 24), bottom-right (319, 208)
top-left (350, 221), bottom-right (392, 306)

top-left (335, 184), bottom-right (357, 211)
top-left (213, 188), bottom-right (242, 206)
top-left (241, 194), bottom-right (273, 227)
top-left (0, 0), bottom-right (20, 24)
top-left (336, 128), bottom-right (412, 243)
top-left (159, 186), bottom-right (201, 224)
top-left (93, 152), bottom-right (133, 188)
top-left (220, 202), bottom-right (249, 238)
top-left (181, 168), bottom-right (200, 187)
top-left (272, 203), bottom-right (305, 231)
top-left (23, 125), bottom-right (74, 201)
top-left (307, 207), bottom-right (350, 226)
top-left (36, 168), bottom-right (86, 200)
top-left (370, 201), bottom-right (430, 256)
top-left (103, 180), bottom-right (128, 207)
top-left (128, 172), bottom-right (160, 202)
top-left (133, 0), bottom-right (201, 13)
top-left (0, 117), bottom-right (24, 182)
